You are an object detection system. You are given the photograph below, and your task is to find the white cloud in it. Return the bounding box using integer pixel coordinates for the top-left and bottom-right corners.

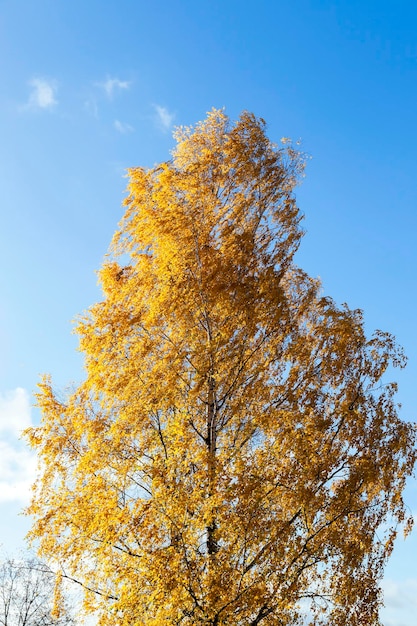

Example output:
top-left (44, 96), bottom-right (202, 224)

top-left (0, 388), bottom-right (32, 434)
top-left (114, 119), bottom-right (134, 134)
top-left (0, 389), bottom-right (37, 504)
top-left (154, 105), bottom-right (175, 131)
top-left (27, 78), bottom-right (57, 109)
top-left (99, 77), bottom-right (131, 98)
top-left (381, 577), bottom-right (417, 626)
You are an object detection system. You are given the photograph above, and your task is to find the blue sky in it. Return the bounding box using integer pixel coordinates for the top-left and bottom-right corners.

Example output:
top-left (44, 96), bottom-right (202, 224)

top-left (1, 0), bottom-right (416, 622)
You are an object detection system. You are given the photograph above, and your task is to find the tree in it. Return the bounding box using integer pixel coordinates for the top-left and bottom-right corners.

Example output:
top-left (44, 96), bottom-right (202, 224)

top-left (26, 110), bottom-right (415, 625)
top-left (0, 557), bottom-right (75, 626)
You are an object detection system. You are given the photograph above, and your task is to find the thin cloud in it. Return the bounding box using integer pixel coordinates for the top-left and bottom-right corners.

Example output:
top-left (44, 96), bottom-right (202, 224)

top-left (381, 577), bottom-right (417, 626)
top-left (0, 388), bottom-right (32, 433)
top-left (114, 119), bottom-right (134, 134)
top-left (0, 388), bottom-right (37, 504)
top-left (99, 77), bottom-right (131, 98)
top-left (84, 97), bottom-right (99, 119)
top-left (27, 78), bottom-right (57, 109)
top-left (154, 105), bottom-right (175, 131)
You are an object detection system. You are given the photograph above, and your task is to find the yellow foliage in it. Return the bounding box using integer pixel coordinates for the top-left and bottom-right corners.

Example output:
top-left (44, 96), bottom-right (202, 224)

top-left (26, 110), bottom-right (416, 625)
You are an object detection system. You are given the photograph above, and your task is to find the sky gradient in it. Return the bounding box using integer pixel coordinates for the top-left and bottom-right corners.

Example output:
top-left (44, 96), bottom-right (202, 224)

top-left (1, 1), bottom-right (416, 623)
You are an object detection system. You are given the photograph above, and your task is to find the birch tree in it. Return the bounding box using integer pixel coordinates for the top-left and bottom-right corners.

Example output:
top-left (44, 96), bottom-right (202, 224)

top-left (26, 110), bottom-right (415, 626)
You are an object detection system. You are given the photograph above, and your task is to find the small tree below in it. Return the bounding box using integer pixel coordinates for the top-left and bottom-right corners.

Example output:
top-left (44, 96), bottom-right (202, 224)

top-left (0, 557), bottom-right (75, 626)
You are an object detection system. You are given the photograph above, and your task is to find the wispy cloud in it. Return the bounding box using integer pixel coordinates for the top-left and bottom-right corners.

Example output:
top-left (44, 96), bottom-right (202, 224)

top-left (0, 388), bottom-right (37, 503)
top-left (114, 119), bottom-right (134, 134)
top-left (99, 77), bottom-right (131, 98)
top-left (84, 97), bottom-right (99, 119)
top-left (27, 78), bottom-right (57, 109)
top-left (381, 577), bottom-right (417, 626)
top-left (154, 105), bottom-right (175, 132)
